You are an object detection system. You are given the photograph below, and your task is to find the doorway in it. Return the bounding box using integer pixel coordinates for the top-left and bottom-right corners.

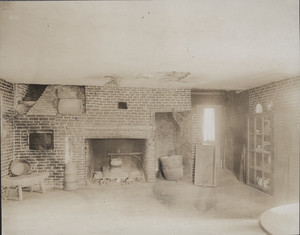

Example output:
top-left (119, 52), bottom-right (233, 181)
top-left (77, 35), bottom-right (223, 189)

top-left (197, 105), bottom-right (223, 167)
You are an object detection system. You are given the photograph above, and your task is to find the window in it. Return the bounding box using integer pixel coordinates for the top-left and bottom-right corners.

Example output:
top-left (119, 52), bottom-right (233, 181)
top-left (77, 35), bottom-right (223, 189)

top-left (29, 130), bottom-right (54, 150)
top-left (203, 108), bottom-right (215, 142)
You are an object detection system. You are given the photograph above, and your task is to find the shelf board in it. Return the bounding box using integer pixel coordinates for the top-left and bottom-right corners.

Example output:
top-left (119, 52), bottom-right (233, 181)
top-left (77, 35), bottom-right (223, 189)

top-left (248, 166), bottom-right (262, 171)
top-left (256, 133), bottom-right (272, 136)
top-left (248, 150), bottom-right (272, 155)
top-left (263, 170), bottom-right (272, 175)
top-left (254, 149), bottom-right (271, 154)
top-left (249, 132), bottom-right (271, 136)
top-left (248, 113), bottom-right (273, 197)
top-left (248, 166), bottom-right (271, 174)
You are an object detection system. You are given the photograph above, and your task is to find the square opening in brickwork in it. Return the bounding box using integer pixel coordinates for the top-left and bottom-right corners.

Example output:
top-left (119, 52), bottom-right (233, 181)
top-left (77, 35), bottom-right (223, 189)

top-left (29, 130), bottom-right (54, 150)
top-left (118, 102), bottom-right (127, 109)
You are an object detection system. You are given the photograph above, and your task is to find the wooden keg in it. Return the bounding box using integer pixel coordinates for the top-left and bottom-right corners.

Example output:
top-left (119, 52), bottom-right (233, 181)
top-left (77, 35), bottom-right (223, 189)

top-left (64, 162), bottom-right (78, 191)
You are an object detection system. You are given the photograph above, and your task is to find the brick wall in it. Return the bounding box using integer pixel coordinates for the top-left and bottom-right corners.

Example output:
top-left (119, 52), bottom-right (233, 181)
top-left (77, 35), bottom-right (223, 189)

top-left (249, 77), bottom-right (300, 126)
top-left (14, 84), bottom-right (191, 188)
top-left (249, 77), bottom-right (300, 201)
top-left (0, 79), bottom-right (15, 178)
top-left (15, 84), bottom-right (29, 105)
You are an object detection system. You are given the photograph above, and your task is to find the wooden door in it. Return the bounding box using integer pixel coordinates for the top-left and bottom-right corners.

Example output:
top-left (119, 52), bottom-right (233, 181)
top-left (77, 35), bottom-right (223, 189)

top-left (194, 144), bottom-right (216, 186)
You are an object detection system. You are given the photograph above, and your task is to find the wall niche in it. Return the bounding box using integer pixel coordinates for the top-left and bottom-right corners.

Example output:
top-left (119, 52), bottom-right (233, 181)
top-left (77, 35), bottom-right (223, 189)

top-left (29, 130), bottom-right (54, 150)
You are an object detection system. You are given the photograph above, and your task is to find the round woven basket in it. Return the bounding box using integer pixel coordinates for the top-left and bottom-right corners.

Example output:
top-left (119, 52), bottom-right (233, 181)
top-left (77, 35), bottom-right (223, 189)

top-left (11, 159), bottom-right (31, 176)
top-left (160, 155), bottom-right (183, 169)
top-left (163, 166), bottom-right (183, 181)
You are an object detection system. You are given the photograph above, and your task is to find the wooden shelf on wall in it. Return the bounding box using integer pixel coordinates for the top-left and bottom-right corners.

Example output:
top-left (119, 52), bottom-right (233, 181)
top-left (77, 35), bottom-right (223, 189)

top-left (247, 112), bottom-right (274, 195)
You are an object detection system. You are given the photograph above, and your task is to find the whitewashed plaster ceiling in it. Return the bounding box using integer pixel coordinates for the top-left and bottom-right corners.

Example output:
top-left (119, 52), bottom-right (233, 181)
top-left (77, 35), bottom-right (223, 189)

top-left (0, 0), bottom-right (299, 90)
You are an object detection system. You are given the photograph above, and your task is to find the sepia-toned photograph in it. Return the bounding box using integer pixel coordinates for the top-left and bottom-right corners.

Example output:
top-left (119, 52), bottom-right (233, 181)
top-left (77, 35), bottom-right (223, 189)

top-left (0, 1), bottom-right (299, 234)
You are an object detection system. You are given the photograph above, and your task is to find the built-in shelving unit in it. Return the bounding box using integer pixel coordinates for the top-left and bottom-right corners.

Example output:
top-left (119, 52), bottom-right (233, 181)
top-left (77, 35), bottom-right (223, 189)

top-left (247, 113), bottom-right (273, 195)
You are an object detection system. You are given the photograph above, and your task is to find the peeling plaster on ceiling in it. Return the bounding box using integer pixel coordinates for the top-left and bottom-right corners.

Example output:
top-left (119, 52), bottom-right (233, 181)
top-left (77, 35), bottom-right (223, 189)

top-left (136, 72), bottom-right (191, 81)
top-left (0, 1), bottom-right (299, 90)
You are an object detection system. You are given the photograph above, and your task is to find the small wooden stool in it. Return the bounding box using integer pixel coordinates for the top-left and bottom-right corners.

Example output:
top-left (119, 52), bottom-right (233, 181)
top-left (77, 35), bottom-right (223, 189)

top-left (1, 172), bottom-right (48, 201)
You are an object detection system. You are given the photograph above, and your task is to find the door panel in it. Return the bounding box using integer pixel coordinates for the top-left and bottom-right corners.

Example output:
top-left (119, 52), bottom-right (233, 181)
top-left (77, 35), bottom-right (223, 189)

top-left (194, 144), bottom-right (216, 186)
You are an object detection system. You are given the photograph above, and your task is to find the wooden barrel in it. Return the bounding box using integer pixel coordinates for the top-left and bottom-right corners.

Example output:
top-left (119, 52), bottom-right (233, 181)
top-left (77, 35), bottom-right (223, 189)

top-left (163, 166), bottom-right (183, 181)
top-left (160, 155), bottom-right (183, 169)
top-left (64, 162), bottom-right (78, 191)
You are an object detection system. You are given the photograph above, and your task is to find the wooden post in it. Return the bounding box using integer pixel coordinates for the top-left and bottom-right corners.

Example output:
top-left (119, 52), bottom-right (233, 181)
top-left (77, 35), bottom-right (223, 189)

top-left (18, 185), bottom-right (23, 201)
top-left (40, 180), bottom-right (46, 193)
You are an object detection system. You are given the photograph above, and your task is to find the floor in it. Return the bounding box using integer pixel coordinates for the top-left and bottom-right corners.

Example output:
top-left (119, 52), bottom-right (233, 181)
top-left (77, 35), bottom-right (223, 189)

top-left (2, 169), bottom-right (277, 235)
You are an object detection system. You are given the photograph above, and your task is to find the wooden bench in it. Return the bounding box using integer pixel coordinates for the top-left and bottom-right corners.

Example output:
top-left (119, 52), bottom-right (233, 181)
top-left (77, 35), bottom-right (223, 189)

top-left (1, 172), bottom-right (48, 201)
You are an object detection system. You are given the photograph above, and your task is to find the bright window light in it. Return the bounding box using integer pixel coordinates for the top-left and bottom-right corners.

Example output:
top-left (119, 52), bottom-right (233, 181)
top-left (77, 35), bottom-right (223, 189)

top-left (203, 108), bottom-right (215, 142)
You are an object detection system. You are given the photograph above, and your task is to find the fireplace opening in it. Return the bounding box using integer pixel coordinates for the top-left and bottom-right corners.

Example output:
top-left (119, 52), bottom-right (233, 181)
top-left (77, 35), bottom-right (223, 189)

top-left (86, 138), bottom-right (146, 184)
